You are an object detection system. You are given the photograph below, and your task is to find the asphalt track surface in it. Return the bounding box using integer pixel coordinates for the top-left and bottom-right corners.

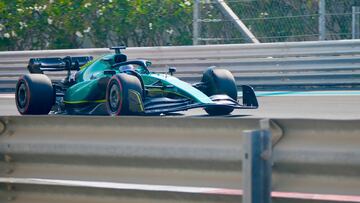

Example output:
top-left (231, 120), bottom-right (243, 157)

top-left (1, 91), bottom-right (360, 119)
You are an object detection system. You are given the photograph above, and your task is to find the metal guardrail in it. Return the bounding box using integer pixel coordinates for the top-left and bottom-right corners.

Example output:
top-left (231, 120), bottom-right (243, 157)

top-left (1, 40), bottom-right (360, 92)
top-left (0, 116), bottom-right (359, 203)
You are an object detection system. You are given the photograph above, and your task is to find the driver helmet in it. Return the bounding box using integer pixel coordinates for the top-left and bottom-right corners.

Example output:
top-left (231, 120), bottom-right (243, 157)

top-left (119, 64), bottom-right (135, 72)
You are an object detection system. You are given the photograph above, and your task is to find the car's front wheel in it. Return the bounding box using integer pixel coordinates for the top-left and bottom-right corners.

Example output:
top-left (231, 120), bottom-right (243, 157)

top-left (15, 74), bottom-right (54, 115)
top-left (201, 67), bottom-right (238, 116)
top-left (106, 73), bottom-right (143, 116)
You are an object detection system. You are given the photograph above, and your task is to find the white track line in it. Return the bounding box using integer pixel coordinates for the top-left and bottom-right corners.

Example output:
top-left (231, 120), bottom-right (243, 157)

top-left (0, 178), bottom-right (359, 202)
top-left (0, 94), bottom-right (14, 99)
top-left (2, 91), bottom-right (360, 99)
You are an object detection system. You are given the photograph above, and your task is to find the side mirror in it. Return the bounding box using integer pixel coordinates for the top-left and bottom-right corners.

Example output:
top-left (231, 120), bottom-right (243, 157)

top-left (168, 67), bottom-right (176, 76)
top-left (146, 61), bottom-right (152, 67)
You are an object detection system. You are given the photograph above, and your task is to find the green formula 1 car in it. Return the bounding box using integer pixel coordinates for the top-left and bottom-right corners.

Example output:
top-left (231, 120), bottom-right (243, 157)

top-left (15, 47), bottom-right (258, 116)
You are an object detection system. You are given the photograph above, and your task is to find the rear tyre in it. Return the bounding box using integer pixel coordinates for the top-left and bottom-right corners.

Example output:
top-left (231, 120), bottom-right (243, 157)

top-left (201, 68), bottom-right (238, 115)
top-left (15, 74), bottom-right (54, 115)
top-left (106, 73), bottom-right (143, 116)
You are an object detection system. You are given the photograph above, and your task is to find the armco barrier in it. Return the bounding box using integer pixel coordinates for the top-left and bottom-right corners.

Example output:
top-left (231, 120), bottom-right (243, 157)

top-left (0, 116), bottom-right (359, 203)
top-left (1, 40), bottom-right (360, 92)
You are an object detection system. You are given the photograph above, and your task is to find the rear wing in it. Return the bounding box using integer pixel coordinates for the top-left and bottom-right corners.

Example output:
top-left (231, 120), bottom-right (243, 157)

top-left (27, 56), bottom-right (93, 74)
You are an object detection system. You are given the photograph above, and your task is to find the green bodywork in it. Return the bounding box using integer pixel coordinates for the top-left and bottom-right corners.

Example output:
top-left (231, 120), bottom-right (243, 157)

top-left (63, 54), bottom-right (213, 106)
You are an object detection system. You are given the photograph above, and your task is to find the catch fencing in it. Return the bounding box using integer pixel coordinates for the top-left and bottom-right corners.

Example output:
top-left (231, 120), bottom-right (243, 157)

top-left (0, 40), bottom-right (360, 92)
top-left (0, 116), bottom-right (359, 202)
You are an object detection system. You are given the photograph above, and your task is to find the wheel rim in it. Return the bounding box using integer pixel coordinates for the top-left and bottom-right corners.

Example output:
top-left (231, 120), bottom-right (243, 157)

top-left (17, 82), bottom-right (28, 109)
top-left (109, 82), bottom-right (121, 112)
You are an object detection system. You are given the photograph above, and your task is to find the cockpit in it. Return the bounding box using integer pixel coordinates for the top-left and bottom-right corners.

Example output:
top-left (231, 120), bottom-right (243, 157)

top-left (112, 60), bottom-right (150, 74)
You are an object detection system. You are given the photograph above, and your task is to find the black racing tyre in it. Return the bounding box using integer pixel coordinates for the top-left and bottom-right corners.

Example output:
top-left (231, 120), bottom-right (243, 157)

top-left (201, 68), bottom-right (238, 115)
top-left (15, 74), bottom-right (54, 115)
top-left (106, 73), bottom-right (143, 116)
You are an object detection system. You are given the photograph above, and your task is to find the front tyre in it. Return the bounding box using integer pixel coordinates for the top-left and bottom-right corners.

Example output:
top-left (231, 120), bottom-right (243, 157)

top-left (201, 68), bottom-right (238, 115)
top-left (106, 73), bottom-right (143, 116)
top-left (15, 74), bottom-right (54, 115)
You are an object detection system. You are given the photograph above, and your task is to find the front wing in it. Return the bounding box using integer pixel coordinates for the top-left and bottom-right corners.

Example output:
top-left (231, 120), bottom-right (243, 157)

top-left (143, 85), bottom-right (258, 115)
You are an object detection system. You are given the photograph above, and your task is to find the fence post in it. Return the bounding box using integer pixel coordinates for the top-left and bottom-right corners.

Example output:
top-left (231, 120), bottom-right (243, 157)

top-left (243, 128), bottom-right (272, 203)
top-left (193, 0), bottom-right (200, 45)
top-left (353, 6), bottom-right (360, 39)
top-left (319, 0), bottom-right (326, 40)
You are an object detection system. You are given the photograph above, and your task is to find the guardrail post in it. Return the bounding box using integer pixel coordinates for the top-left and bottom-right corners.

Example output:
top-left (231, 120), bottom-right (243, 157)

top-left (243, 128), bottom-right (272, 203)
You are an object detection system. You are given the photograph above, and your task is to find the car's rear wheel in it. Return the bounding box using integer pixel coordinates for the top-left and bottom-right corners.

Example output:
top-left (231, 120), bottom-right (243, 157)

top-left (201, 68), bottom-right (238, 116)
top-left (106, 73), bottom-right (143, 116)
top-left (15, 74), bottom-right (54, 115)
